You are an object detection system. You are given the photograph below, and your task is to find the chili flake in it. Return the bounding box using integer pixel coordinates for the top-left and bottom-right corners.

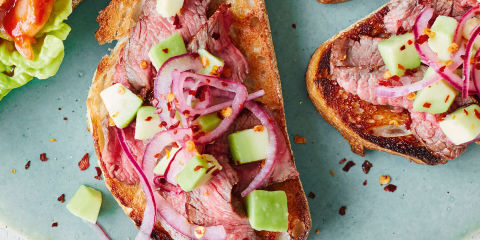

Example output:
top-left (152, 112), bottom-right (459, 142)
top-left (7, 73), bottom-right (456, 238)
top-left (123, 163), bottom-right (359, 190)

top-left (379, 175), bottom-right (391, 185)
top-left (57, 194), bottom-right (65, 203)
top-left (423, 102), bottom-right (432, 108)
top-left (342, 161), bottom-right (355, 172)
top-left (201, 56), bottom-right (209, 67)
top-left (78, 153), bottom-right (90, 171)
top-left (167, 93), bottom-right (175, 102)
top-left (339, 206), bottom-right (347, 216)
top-left (253, 125), bottom-right (264, 132)
top-left (475, 109), bottom-right (480, 120)
top-left (186, 140), bottom-right (196, 152)
top-left (94, 167), bottom-right (103, 180)
top-left (329, 170), bottom-right (335, 176)
top-left (445, 95), bottom-right (450, 103)
top-left (448, 43), bottom-right (459, 53)
top-left (11, 169), bottom-right (15, 174)
top-left (145, 116), bottom-right (153, 121)
top-left (25, 160), bottom-right (31, 169)
top-left (339, 158), bottom-right (346, 164)
top-left (400, 45), bottom-right (406, 51)
top-left (315, 229), bottom-right (320, 234)
top-left (40, 153), bottom-right (48, 162)
top-left (417, 34), bottom-right (429, 44)
top-left (407, 92), bottom-right (416, 100)
top-left (140, 60), bottom-right (148, 69)
top-left (362, 160), bottom-right (373, 174)
top-left (292, 24), bottom-right (296, 29)
top-left (363, 180), bottom-right (368, 186)
top-left (162, 48), bottom-right (169, 53)
top-left (52, 222), bottom-right (58, 227)
top-left (384, 184), bottom-right (397, 192)
top-left (221, 107), bottom-right (233, 118)
top-left (194, 165), bottom-right (205, 171)
top-left (294, 135), bottom-right (306, 144)
top-left (423, 28), bottom-right (435, 38)
top-left (308, 192), bottom-right (316, 199)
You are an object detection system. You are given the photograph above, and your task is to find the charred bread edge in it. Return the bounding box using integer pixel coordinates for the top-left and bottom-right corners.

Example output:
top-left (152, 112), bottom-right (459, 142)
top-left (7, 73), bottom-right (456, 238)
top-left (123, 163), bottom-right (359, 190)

top-left (87, 0), bottom-right (312, 239)
top-left (305, 3), bottom-right (448, 165)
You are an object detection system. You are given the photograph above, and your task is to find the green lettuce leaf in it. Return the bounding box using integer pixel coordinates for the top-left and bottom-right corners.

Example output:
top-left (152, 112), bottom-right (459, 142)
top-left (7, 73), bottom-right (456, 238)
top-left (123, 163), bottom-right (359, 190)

top-left (0, 0), bottom-right (72, 101)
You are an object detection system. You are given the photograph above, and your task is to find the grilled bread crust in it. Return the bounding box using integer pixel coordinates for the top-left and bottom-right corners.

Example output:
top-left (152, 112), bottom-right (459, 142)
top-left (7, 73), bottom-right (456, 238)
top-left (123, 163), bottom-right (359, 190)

top-left (306, 3), bottom-right (455, 165)
top-left (87, 0), bottom-right (312, 239)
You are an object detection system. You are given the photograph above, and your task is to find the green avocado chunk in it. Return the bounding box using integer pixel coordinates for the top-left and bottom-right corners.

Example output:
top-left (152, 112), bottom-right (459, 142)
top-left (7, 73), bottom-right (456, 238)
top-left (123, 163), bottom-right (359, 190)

top-left (148, 33), bottom-right (187, 70)
top-left (428, 16), bottom-right (458, 61)
top-left (228, 127), bottom-right (269, 165)
top-left (378, 33), bottom-right (421, 77)
top-left (135, 106), bottom-right (164, 140)
top-left (198, 49), bottom-right (225, 75)
top-left (197, 113), bottom-right (222, 132)
top-left (66, 185), bottom-right (102, 224)
top-left (413, 67), bottom-right (458, 114)
top-left (153, 146), bottom-right (180, 176)
top-left (100, 83), bottom-right (143, 129)
top-left (177, 154), bottom-right (222, 192)
top-left (245, 190), bottom-right (288, 232)
top-left (439, 104), bottom-right (480, 145)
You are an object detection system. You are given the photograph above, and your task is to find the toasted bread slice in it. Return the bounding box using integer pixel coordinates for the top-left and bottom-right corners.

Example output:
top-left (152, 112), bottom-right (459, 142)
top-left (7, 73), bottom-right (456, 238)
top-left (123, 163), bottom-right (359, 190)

top-left (306, 3), bottom-right (457, 165)
top-left (87, 0), bottom-right (311, 239)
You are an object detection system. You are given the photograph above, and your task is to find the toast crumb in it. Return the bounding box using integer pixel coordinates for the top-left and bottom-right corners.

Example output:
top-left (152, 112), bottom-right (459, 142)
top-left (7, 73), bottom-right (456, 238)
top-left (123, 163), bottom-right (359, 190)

top-left (294, 135), bottom-right (306, 144)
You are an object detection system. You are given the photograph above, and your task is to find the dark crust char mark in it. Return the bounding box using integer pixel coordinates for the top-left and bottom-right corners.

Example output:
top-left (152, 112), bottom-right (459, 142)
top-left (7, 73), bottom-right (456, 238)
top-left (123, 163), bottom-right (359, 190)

top-left (313, 5), bottom-right (445, 165)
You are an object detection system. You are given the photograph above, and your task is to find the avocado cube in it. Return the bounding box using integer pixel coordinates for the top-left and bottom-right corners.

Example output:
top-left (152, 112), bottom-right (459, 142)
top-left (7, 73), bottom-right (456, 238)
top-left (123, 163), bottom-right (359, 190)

top-left (66, 185), bottom-right (102, 224)
top-left (413, 67), bottom-right (458, 114)
top-left (198, 49), bottom-right (225, 76)
top-left (100, 83), bottom-right (143, 129)
top-left (245, 190), bottom-right (288, 232)
top-left (135, 106), bottom-right (164, 140)
top-left (428, 16), bottom-right (458, 61)
top-left (378, 33), bottom-right (421, 76)
top-left (197, 113), bottom-right (221, 132)
top-left (439, 104), bottom-right (480, 145)
top-left (153, 147), bottom-right (180, 176)
top-left (148, 33), bottom-right (187, 70)
top-left (177, 154), bottom-right (222, 192)
top-left (228, 127), bottom-right (269, 165)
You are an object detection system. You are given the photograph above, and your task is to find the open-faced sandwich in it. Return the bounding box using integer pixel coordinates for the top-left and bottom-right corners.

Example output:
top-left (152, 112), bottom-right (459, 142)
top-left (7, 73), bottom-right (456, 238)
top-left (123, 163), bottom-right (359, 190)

top-left (0, 0), bottom-right (80, 101)
top-left (307, 0), bottom-right (480, 165)
top-left (87, 0), bottom-right (311, 239)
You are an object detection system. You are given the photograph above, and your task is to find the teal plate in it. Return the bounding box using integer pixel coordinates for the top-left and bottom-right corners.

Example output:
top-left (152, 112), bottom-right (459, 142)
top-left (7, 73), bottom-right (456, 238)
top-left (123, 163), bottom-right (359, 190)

top-left (1, 0), bottom-right (480, 239)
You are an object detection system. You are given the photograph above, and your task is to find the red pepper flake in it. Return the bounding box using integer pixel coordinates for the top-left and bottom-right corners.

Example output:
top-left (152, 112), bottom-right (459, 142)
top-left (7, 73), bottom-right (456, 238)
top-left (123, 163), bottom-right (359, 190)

top-left (397, 64), bottom-right (405, 70)
top-left (339, 158), bottom-right (346, 164)
top-left (407, 39), bottom-right (413, 45)
top-left (40, 153), bottom-right (48, 162)
top-left (436, 113), bottom-right (447, 122)
top-left (173, 15), bottom-right (182, 29)
top-left (294, 135), bottom-right (306, 144)
top-left (423, 102), bottom-right (432, 108)
top-left (464, 109), bottom-right (469, 116)
top-left (160, 121), bottom-right (168, 127)
top-left (94, 167), bottom-right (102, 180)
top-left (58, 107), bottom-right (62, 110)
top-left (362, 160), bottom-right (372, 174)
top-left (474, 109), bottom-right (480, 120)
top-left (24, 160), bottom-right (31, 169)
top-left (78, 153), bottom-right (90, 171)
top-left (445, 95), bottom-right (450, 103)
top-left (57, 194), bottom-right (65, 203)
top-left (363, 180), bottom-right (368, 186)
top-left (52, 222), bottom-right (58, 227)
top-left (191, 124), bottom-right (201, 132)
top-left (221, 82), bottom-right (229, 87)
top-left (342, 161), bottom-right (356, 172)
top-left (439, 66), bottom-right (446, 72)
top-left (339, 206), bottom-right (347, 216)
top-left (154, 153), bottom-right (161, 158)
top-left (212, 32), bottom-right (220, 40)
top-left (194, 165), bottom-right (204, 171)
top-left (188, 90), bottom-right (196, 96)
top-left (162, 48), bottom-right (169, 53)
top-left (400, 45), bottom-right (406, 51)
top-left (63, 117), bottom-right (68, 120)
top-left (384, 184), bottom-right (397, 192)
top-left (417, 34), bottom-right (429, 44)
top-left (143, 116), bottom-right (152, 122)
top-left (308, 192), bottom-right (316, 199)
top-left (291, 23), bottom-right (296, 29)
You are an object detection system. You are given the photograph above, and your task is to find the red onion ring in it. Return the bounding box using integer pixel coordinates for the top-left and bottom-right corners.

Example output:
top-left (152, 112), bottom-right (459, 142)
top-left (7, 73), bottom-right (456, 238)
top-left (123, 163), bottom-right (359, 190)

top-left (142, 129), bottom-right (226, 239)
top-left (201, 90), bottom-right (265, 115)
top-left (241, 101), bottom-right (281, 197)
top-left (414, 8), bottom-right (467, 91)
top-left (116, 128), bottom-right (156, 240)
top-left (473, 48), bottom-right (480, 95)
top-left (463, 24), bottom-right (480, 97)
top-left (88, 222), bottom-right (112, 240)
top-left (171, 71), bottom-right (248, 144)
top-left (153, 54), bottom-right (203, 127)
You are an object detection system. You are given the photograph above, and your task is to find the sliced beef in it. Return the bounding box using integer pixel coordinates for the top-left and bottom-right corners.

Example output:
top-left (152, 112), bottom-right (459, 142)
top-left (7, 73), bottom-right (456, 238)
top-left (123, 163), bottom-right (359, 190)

top-left (188, 4), bottom-right (249, 83)
top-left (101, 120), bottom-right (146, 184)
top-left (332, 66), bottom-right (426, 109)
top-left (452, 0), bottom-right (478, 17)
top-left (330, 36), bottom-right (384, 68)
top-left (122, 0), bottom-right (210, 91)
top-left (205, 110), bottom-right (298, 191)
top-left (410, 111), bottom-right (467, 159)
top-left (384, 0), bottom-right (453, 34)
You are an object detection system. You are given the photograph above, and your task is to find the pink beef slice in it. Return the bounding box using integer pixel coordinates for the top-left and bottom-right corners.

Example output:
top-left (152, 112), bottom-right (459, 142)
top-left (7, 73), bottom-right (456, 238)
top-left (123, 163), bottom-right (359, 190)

top-left (204, 109), bottom-right (299, 192)
top-left (330, 36), bottom-right (384, 68)
top-left (101, 119), bottom-right (146, 184)
top-left (384, 0), bottom-right (453, 34)
top-left (452, 0), bottom-right (478, 17)
top-left (120, 0), bottom-right (210, 91)
top-left (188, 4), bottom-right (249, 83)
